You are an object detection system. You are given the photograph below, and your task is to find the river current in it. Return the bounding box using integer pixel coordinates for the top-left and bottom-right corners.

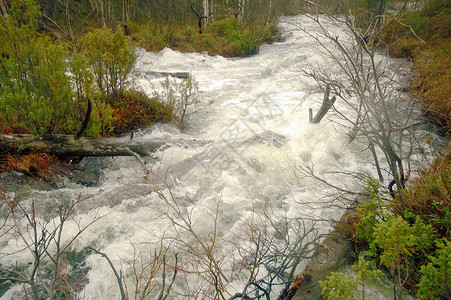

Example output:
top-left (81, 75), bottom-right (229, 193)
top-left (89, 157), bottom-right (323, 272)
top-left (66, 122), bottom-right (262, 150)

top-left (1, 14), bottom-right (432, 299)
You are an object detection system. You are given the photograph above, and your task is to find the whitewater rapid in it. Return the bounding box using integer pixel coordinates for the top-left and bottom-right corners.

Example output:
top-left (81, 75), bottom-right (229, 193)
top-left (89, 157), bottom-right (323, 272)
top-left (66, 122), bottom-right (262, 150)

top-left (0, 14), bottom-right (430, 299)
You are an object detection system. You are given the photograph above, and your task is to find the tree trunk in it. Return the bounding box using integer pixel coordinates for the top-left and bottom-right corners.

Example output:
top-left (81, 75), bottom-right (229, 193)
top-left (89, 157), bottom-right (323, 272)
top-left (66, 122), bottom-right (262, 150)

top-left (203, 0), bottom-right (209, 25)
top-left (0, 0), bottom-right (8, 20)
top-left (0, 134), bottom-right (211, 158)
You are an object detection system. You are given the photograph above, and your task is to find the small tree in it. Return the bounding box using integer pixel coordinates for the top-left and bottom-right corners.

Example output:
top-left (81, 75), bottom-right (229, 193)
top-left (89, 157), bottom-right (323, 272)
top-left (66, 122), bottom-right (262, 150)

top-left (82, 26), bottom-right (136, 96)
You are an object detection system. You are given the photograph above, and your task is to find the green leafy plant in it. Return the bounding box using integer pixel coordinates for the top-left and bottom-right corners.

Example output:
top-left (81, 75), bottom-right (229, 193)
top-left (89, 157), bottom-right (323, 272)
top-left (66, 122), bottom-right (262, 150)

top-left (418, 239), bottom-right (451, 299)
top-left (354, 177), bottom-right (390, 248)
top-left (371, 215), bottom-right (435, 296)
top-left (0, 0), bottom-right (74, 135)
top-left (83, 26), bottom-right (136, 96)
top-left (320, 256), bottom-right (381, 300)
top-left (321, 271), bottom-right (355, 300)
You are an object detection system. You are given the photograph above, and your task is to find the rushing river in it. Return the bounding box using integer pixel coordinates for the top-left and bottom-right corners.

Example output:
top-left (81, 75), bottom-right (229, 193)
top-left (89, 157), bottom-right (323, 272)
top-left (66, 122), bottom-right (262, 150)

top-left (1, 15), bottom-right (433, 299)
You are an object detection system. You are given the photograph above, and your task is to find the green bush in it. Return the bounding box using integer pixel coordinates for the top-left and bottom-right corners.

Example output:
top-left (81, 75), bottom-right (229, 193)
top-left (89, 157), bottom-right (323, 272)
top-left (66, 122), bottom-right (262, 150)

top-left (320, 271), bottom-right (355, 300)
top-left (320, 257), bottom-right (381, 300)
top-left (418, 239), bottom-right (451, 299)
top-left (0, 0), bottom-right (74, 135)
top-left (371, 216), bottom-right (434, 269)
top-left (0, 0), bottom-right (168, 137)
top-left (350, 171), bottom-right (449, 297)
top-left (207, 18), bottom-right (259, 55)
top-left (209, 18), bottom-right (241, 37)
top-left (83, 26), bottom-right (136, 95)
top-left (404, 11), bottom-right (432, 38)
top-left (68, 25), bottom-right (139, 136)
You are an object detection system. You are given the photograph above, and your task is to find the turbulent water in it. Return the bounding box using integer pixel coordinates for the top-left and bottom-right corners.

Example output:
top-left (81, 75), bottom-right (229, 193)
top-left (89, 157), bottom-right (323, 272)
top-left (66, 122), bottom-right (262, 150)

top-left (1, 15), bottom-right (432, 299)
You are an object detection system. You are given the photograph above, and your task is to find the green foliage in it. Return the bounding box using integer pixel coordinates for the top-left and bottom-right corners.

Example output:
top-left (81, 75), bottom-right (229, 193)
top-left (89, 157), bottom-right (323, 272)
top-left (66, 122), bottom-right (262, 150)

top-left (8, 0), bottom-right (40, 34)
top-left (418, 239), bottom-right (451, 299)
top-left (353, 256), bottom-right (382, 299)
top-left (353, 172), bottom-right (447, 297)
top-left (320, 271), bottom-right (355, 300)
top-left (86, 95), bottom-right (115, 137)
top-left (369, 215), bottom-right (434, 296)
top-left (134, 17), bottom-right (276, 57)
top-left (208, 18), bottom-right (259, 55)
top-left (0, 1), bottom-right (74, 135)
top-left (82, 26), bottom-right (136, 95)
top-left (405, 12), bottom-right (432, 38)
top-left (321, 257), bottom-right (382, 300)
top-left (69, 26), bottom-right (139, 136)
top-left (0, 0), bottom-right (171, 137)
top-left (354, 177), bottom-right (389, 248)
top-left (210, 18), bottom-right (241, 37)
top-left (372, 215), bottom-right (434, 265)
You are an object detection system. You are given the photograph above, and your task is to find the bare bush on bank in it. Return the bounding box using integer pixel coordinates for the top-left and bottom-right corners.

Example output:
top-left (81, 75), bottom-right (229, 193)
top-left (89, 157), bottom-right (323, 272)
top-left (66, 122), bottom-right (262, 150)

top-left (296, 1), bottom-right (432, 202)
top-left (295, 2), bottom-right (449, 299)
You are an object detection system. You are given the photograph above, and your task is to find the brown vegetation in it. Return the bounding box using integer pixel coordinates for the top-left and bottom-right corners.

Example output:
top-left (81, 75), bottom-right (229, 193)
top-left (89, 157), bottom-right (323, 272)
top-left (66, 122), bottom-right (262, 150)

top-left (0, 151), bottom-right (56, 178)
top-left (380, 0), bottom-right (451, 135)
top-left (395, 154), bottom-right (451, 240)
top-left (107, 90), bottom-right (175, 135)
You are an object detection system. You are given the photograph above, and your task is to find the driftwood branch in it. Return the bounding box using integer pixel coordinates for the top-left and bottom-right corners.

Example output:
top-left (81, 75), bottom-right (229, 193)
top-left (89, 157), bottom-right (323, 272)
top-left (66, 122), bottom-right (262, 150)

top-left (309, 86), bottom-right (336, 123)
top-left (0, 134), bottom-right (211, 158)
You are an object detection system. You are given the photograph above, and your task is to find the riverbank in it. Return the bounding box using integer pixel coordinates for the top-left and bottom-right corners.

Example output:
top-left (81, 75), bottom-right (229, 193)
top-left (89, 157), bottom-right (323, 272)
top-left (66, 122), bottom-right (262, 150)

top-left (381, 0), bottom-right (450, 136)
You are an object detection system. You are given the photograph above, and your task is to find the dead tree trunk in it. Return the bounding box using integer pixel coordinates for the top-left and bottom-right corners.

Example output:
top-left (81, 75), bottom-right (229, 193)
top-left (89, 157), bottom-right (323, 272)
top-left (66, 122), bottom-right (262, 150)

top-left (191, 4), bottom-right (208, 34)
top-left (309, 86), bottom-right (336, 123)
top-left (0, 0), bottom-right (9, 19)
top-left (0, 134), bottom-right (211, 158)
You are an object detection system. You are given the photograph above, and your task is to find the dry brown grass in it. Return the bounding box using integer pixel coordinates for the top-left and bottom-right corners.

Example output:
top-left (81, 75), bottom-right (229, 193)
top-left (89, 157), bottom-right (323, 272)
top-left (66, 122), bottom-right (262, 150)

top-left (394, 154), bottom-right (451, 240)
top-left (0, 152), bottom-right (55, 178)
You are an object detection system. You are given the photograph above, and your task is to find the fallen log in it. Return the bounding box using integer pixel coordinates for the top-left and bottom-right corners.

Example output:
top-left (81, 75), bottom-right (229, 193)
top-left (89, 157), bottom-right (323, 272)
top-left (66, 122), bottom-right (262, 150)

top-left (0, 134), bottom-right (211, 158)
top-left (145, 71), bottom-right (190, 79)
